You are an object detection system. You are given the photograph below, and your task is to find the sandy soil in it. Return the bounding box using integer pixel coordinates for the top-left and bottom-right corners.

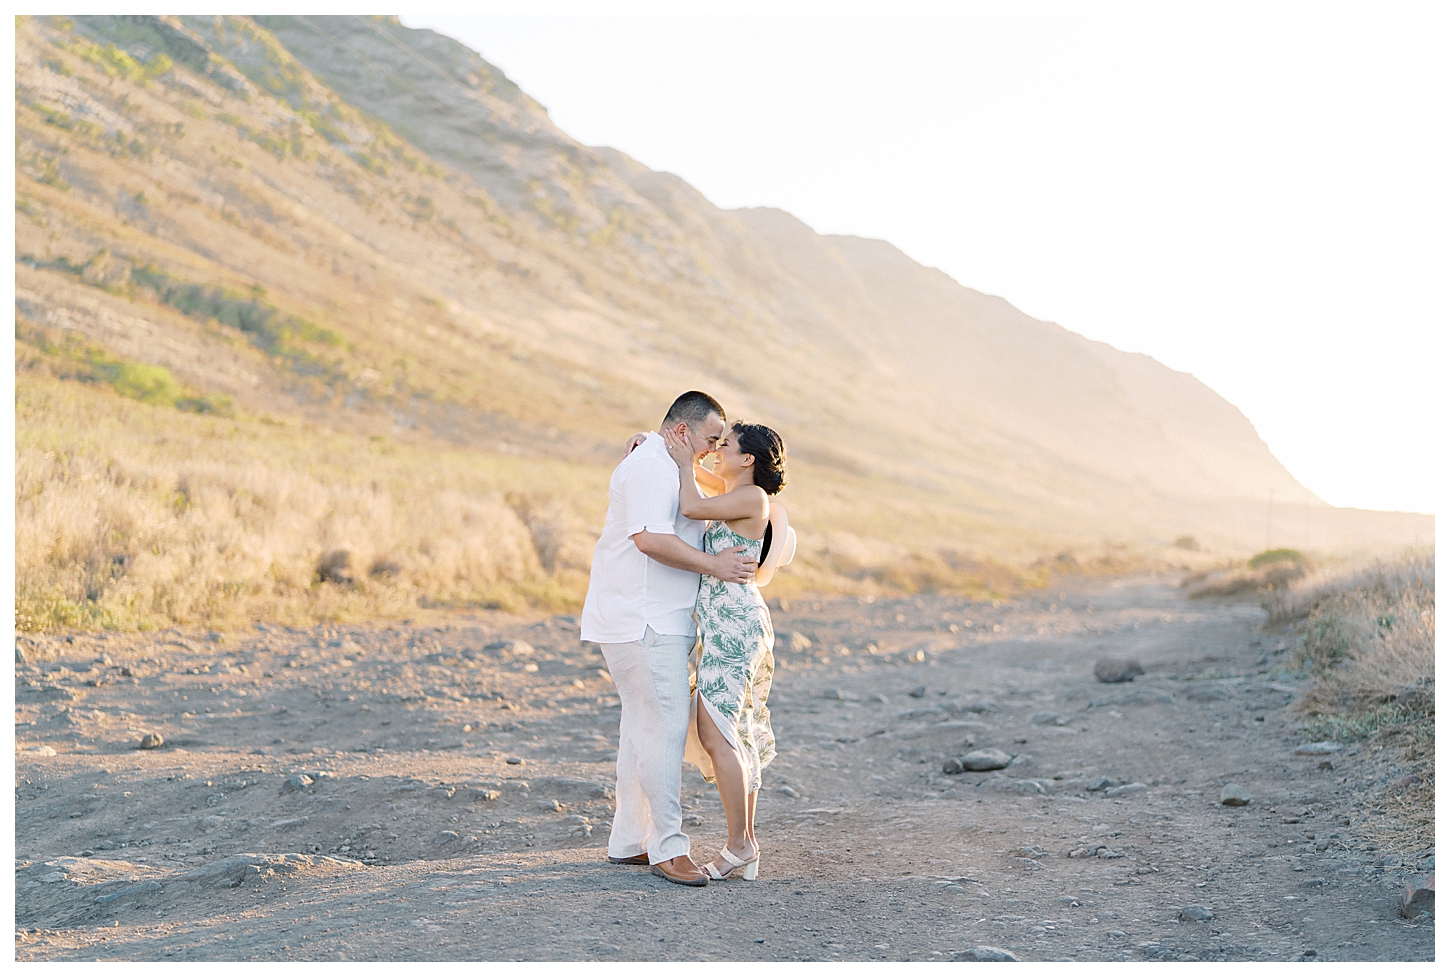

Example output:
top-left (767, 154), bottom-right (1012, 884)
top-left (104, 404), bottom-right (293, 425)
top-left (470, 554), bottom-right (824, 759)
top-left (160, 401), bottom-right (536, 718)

top-left (14, 575), bottom-right (1435, 961)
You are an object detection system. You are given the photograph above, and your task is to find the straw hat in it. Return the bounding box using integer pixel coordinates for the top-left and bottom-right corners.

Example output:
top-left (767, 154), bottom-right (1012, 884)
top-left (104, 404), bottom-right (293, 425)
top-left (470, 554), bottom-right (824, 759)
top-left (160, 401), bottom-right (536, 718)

top-left (755, 502), bottom-right (796, 587)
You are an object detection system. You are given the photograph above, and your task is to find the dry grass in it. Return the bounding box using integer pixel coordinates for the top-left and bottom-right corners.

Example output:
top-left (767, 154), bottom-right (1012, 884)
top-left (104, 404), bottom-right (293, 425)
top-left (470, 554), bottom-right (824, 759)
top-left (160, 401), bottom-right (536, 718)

top-left (15, 373), bottom-right (603, 631)
top-left (15, 367), bottom-right (1120, 633)
top-left (1181, 549), bottom-right (1308, 599)
top-left (1366, 772), bottom-right (1436, 858)
top-left (1274, 552), bottom-right (1435, 714)
top-left (1269, 552), bottom-right (1435, 857)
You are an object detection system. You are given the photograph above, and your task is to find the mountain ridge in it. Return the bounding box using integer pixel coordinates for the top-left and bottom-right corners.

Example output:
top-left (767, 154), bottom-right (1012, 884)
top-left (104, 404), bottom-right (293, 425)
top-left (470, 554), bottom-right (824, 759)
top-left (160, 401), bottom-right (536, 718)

top-left (15, 13), bottom-right (1429, 582)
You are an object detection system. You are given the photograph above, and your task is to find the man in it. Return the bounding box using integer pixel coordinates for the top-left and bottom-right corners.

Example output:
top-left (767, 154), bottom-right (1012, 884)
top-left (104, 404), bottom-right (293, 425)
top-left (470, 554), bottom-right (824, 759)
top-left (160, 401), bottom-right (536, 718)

top-left (581, 391), bottom-right (757, 887)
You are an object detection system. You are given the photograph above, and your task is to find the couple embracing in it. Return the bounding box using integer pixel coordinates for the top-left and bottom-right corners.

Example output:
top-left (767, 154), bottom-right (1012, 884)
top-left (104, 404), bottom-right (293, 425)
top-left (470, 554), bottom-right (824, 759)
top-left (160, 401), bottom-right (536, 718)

top-left (580, 391), bottom-right (794, 887)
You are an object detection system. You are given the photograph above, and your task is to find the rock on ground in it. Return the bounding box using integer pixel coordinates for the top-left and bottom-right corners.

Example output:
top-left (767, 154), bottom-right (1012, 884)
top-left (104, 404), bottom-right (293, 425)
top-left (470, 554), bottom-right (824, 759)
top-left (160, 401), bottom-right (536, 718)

top-left (1093, 658), bottom-right (1144, 683)
top-left (959, 748), bottom-right (1012, 771)
top-left (954, 946), bottom-right (1020, 961)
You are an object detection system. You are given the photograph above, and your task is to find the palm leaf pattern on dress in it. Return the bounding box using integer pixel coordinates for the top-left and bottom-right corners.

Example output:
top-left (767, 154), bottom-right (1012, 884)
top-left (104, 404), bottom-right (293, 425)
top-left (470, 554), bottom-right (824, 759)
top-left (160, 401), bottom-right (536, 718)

top-left (694, 520), bottom-right (777, 793)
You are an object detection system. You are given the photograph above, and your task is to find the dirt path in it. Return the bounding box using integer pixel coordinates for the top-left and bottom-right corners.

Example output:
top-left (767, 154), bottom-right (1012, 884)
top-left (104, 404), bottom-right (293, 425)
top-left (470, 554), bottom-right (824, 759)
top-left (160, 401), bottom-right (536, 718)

top-left (13, 576), bottom-right (1435, 961)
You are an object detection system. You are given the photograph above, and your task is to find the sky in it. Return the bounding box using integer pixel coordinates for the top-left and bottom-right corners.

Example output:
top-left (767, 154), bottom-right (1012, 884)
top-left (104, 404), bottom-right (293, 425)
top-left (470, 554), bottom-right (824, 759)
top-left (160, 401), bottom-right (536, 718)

top-left (399, 11), bottom-right (1440, 515)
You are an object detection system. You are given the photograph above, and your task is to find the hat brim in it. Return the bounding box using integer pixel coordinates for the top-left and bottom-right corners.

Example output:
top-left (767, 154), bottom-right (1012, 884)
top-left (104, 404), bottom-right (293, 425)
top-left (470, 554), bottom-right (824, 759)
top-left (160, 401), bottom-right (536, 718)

top-left (755, 503), bottom-right (795, 587)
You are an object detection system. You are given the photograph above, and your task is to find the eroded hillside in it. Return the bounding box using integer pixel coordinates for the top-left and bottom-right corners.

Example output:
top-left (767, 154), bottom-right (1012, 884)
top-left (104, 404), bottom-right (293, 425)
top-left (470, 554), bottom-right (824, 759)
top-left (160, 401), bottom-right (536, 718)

top-left (14, 15), bottom-right (1428, 629)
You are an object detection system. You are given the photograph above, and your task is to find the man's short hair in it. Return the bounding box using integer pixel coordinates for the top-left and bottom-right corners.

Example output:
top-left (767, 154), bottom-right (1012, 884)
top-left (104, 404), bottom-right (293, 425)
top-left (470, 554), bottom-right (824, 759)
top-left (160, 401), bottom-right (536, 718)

top-left (662, 390), bottom-right (725, 429)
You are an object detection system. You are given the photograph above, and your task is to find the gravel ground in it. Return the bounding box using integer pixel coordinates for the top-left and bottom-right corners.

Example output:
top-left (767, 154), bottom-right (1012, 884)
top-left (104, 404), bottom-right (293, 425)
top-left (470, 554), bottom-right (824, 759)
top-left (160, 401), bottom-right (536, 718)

top-left (13, 575), bottom-right (1435, 961)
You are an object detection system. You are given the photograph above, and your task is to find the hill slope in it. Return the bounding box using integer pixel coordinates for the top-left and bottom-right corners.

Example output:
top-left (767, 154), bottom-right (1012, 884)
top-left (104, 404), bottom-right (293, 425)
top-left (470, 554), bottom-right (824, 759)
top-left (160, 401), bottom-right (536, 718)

top-left (13, 15), bottom-right (1429, 627)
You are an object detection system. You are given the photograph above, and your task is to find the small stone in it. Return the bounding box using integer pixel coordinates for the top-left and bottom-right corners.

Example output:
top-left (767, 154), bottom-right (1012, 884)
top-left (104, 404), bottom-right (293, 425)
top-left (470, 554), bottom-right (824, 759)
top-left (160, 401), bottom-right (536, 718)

top-left (1085, 776), bottom-right (1113, 792)
top-left (138, 733), bottom-right (164, 750)
top-left (1015, 845), bottom-right (1047, 858)
top-left (1096, 848), bottom-right (1125, 859)
top-left (1394, 774), bottom-right (1422, 788)
top-left (1318, 760), bottom-right (1334, 771)
top-left (471, 789), bottom-right (501, 802)
top-left (15, 645), bottom-right (27, 664)
top-left (1009, 857), bottom-right (1044, 871)
top-left (1294, 742), bottom-right (1343, 756)
top-left (787, 632), bottom-right (812, 652)
top-left (1401, 873), bottom-right (1435, 918)
top-left (538, 799), bottom-right (563, 812)
top-left (1219, 783), bottom-right (1251, 806)
top-left (483, 640), bottom-right (535, 659)
top-left (907, 685), bottom-right (927, 698)
top-left (435, 830), bottom-right (459, 845)
top-left (1105, 782), bottom-right (1147, 797)
top-left (962, 698), bottom-right (999, 713)
top-left (777, 785), bottom-right (801, 799)
top-left (1094, 658), bottom-right (1144, 683)
top-left (869, 693), bottom-right (889, 705)
top-left (282, 773), bottom-right (314, 792)
top-left (1007, 754), bottom-right (1035, 769)
top-left (27, 745), bottom-right (58, 757)
top-left (821, 688), bottom-right (858, 701)
top-left (1179, 905), bottom-right (1214, 921)
top-left (960, 748), bottom-right (1012, 771)
top-left (1058, 895), bottom-right (1082, 906)
top-left (506, 757), bottom-right (524, 765)
top-left (1030, 712), bottom-right (1061, 725)
top-left (1107, 930), bottom-right (1127, 939)
top-left (953, 946), bottom-right (1019, 962)
top-left (942, 757), bottom-right (965, 775)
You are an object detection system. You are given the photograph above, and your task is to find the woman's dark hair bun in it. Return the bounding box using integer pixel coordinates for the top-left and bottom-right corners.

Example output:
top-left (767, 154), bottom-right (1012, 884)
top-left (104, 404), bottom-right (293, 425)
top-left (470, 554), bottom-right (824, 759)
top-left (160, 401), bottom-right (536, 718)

top-left (732, 422), bottom-right (787, 496)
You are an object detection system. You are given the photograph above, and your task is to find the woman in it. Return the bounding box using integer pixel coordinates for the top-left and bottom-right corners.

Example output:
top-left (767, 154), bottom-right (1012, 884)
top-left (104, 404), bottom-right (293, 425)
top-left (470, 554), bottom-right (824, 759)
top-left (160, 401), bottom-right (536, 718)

top-left (662, 421), bottom-right (788, 882)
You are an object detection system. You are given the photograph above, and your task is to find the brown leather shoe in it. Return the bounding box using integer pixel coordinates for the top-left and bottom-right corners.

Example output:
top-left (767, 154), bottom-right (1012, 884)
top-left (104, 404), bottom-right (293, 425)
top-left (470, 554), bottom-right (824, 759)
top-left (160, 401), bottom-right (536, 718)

top-left (607, 853), bottom-right (649, 865)
top-left (650, 854), bottom-right (708, 887)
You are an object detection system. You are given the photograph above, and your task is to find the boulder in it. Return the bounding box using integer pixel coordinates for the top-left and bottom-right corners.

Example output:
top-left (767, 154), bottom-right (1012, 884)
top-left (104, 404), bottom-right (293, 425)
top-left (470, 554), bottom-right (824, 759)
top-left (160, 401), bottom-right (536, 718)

top-left (1094, 658), bottom-right (1144, 683)
top-left (1220, 783), bottom-right (1251, 806)
top-left (960, 748), bottom-right (1012, 771)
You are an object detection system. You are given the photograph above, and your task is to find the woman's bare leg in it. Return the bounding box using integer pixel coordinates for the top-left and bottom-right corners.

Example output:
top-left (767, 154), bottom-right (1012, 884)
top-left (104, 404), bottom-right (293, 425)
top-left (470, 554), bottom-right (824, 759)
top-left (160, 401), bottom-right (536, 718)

top-left (695, 699), bottom-right (757, 865)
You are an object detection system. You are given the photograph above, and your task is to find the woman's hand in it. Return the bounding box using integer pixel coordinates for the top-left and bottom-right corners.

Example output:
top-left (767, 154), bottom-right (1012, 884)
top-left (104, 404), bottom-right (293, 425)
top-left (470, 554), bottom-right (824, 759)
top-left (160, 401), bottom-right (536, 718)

top-left (622, 432), bottom-right (648, 460)
top-left (662, 427), bottom-right (695, 469)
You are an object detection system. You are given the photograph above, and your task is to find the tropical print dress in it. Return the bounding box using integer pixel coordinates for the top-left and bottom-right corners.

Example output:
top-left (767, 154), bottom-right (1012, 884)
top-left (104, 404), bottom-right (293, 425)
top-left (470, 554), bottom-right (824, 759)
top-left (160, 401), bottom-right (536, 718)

top-left (685, 520), bottom-right (777, 793)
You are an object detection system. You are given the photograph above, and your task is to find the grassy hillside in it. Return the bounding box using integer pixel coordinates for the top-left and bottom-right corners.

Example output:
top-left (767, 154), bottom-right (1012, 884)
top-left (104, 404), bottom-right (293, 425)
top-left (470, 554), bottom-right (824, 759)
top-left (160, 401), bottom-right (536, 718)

top-left (13, 15), bottom-right (1430, 631)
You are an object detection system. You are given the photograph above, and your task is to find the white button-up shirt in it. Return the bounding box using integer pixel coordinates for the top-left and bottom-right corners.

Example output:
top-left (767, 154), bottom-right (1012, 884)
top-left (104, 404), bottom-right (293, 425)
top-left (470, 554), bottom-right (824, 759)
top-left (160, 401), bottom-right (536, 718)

top-left (581, 432), bottom-right (706, 644)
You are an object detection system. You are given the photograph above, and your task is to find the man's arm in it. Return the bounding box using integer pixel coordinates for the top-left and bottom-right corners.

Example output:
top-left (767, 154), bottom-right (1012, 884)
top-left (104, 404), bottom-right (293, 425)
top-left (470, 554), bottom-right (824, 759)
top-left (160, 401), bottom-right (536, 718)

top-left (632, 531), bottom-right (756, 584)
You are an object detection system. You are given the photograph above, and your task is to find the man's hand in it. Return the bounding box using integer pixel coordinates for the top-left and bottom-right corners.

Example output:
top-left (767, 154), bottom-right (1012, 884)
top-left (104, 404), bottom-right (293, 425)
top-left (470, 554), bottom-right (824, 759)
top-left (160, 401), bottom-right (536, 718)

top-left (710, 545), bottom-right (757, 584)
top-left (632, 532), bottom-right (755, 583)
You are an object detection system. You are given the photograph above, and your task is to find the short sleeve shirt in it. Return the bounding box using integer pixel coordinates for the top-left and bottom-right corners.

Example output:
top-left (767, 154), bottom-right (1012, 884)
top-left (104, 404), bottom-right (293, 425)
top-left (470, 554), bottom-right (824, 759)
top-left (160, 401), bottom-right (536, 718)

top-left (581, 433), bottom-right (706, 643)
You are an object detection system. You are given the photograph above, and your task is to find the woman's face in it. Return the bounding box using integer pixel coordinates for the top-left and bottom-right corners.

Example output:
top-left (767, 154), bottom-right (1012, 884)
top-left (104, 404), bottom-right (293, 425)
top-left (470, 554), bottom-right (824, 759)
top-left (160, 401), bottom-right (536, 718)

top-left (714, 429), bottom-right (753, 479)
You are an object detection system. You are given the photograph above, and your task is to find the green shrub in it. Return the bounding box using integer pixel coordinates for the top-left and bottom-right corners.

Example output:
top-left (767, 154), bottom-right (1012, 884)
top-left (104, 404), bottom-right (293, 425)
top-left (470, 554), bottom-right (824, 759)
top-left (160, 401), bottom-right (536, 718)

top-left (1301, 701), bottom-right (1431, 744)
top-left (1250, 548), bottom-right (1305, 569)
top-left (94, 360), bottom-right (182, 405)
